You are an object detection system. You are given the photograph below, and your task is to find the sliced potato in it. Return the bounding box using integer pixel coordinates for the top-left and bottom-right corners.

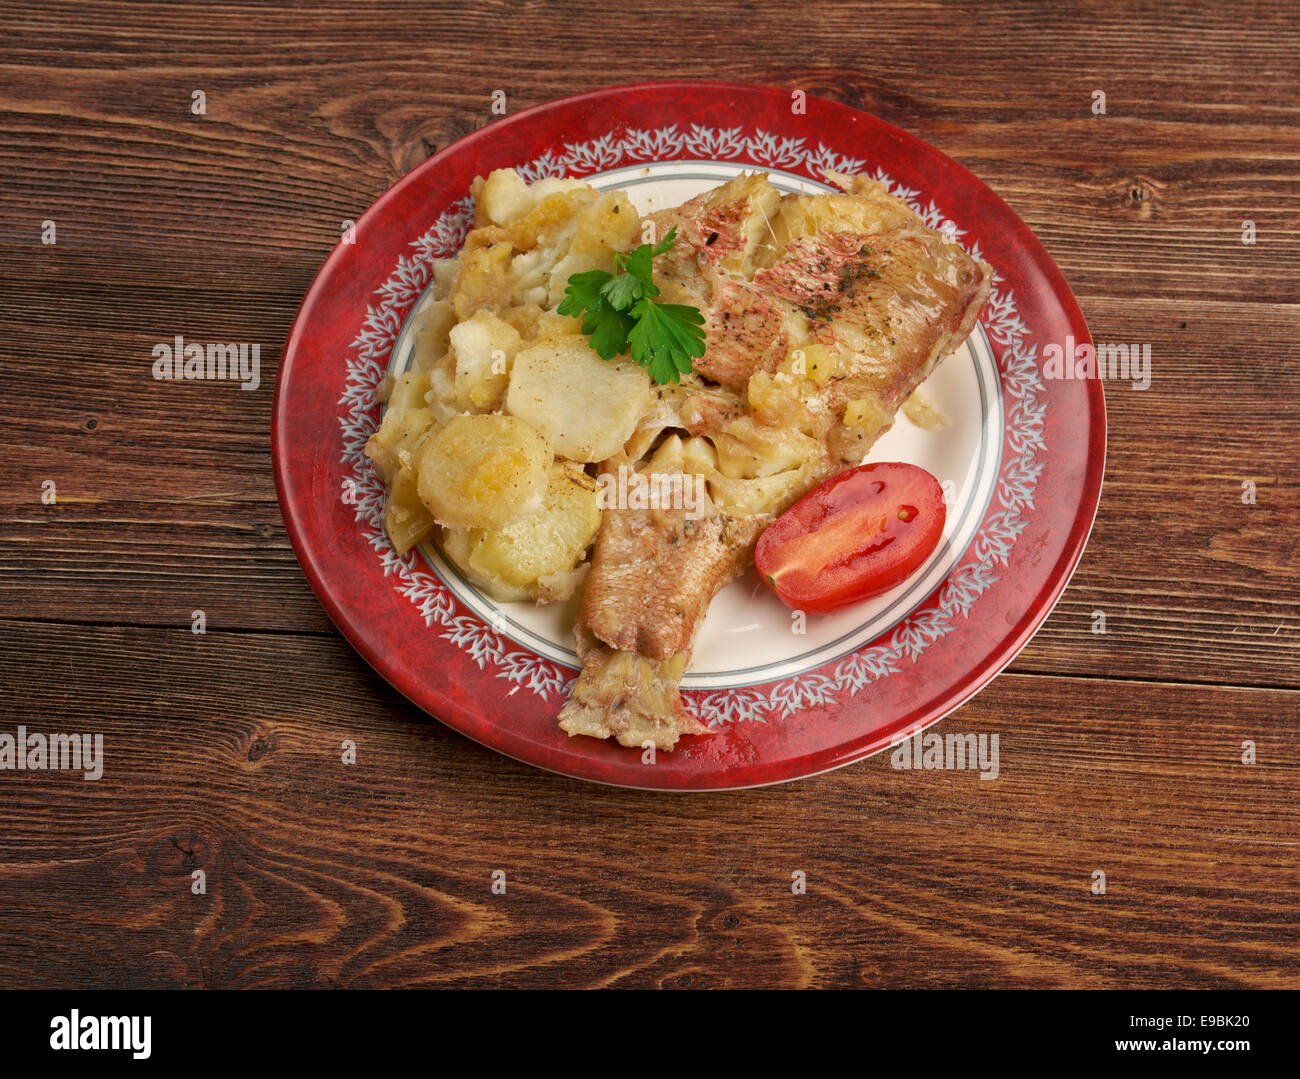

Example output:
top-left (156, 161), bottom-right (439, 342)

top-left (415, 413), bottom-right (551, 530)
top-left (468, 465), bottom-right (601, 588)
top-left (386, 369), bottom-right (432, 416)
top-left (505, 189), bottom-right (597, 251)
top-left (843, 393), bottom-right (891, 433)
top-left (706, 469), bottom-right (809, 517)
top-left (408, 300), bottom-right (456, 371)
top-left (452, 235), bottom-right (514, 320)
top-left (506, 338), bottom-right (650, 463)
top-left (532, 309), bottom-right (584, 342)
top-left (448, 310), bottom-right (521, 412)
top-left (441, 527), bottom-right (530, 603)
top-left (497, 303), bottom-right (542, 341)
top-left (778, 342), bottom-right (836, 387)
top-left (746, 370), bottom-right (816, 430)
top-left (902, 388), bottom-right (946, 431)
top-left (424, 354), bottom-right (460, 427)
top-left (545, 190), bottom-right (641, 306)
top-left (535, 564), bottom-right (588, 604)
top-left (712, 415), bottom-right (822, 480)
top-left (573, 190), bottom-right (641, 252)
top-left (475, 168), bottom-right (529, 226)
top-left (441, 464), bottom-right (601, 602)
top-left (834, 394), bottom-right (895, 467)
top-left (366, 404), bottom-right (437, 485)
top-left (430, 257), bottom-right (460, 301)
top-left (384, 464), bottom-right (436, 555)
top-left (475, 169), bottom-right (591, 229)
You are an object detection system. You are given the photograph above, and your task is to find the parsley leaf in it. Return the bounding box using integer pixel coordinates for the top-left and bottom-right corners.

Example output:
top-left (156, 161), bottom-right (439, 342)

top-left (627, 298), bottom-right (706, 385)
top-left (599, 270), bottom-right (647, 312)
top-left (558, 224), bottom-right (705, 385)
top-left (651, 225), bottom-right (678, 258)
top-left (556, 269), bottom-right (613, 321)
top-left (613, 225), bottom-right (676, 295)
top-left (587, 303), bottom-right (636, 360)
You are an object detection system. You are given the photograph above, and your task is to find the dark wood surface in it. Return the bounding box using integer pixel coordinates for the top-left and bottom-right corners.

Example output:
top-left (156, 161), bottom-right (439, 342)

top-left (1, 1), bottom-right (1296, 989)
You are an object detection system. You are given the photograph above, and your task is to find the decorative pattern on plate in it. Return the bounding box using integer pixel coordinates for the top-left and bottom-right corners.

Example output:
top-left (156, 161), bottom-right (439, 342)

top-left (337, 127), bottom-right (1046, 722)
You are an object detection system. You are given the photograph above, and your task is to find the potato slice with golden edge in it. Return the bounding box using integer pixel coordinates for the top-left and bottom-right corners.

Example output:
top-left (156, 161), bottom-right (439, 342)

top-left (506, 338), bottom-right (650, 464)
top-left (779, 342), bottom-right (836, 387)
top-left (452, 233), bottom-right (515, 320)
top-left (415, 414), bottom-right (551, 530)
top-left (711, 415), bottom-right (821, 480)
top-left (505, 189), bottom-right (597, 252)
top-left (468, 465), bottom-right (601, 590)
top-left (842, 394), bottom-right (892, 435)
top-left (384, 464), bottom-right (436, 556)
top-left (365, 404), bottom-right (437, 485)
top-left (440, 465), bottom-right (601, 603)
top-left (430, 257), bottom-right (460, 301)
top-left (474, 169), bottom-right (591, 230)
top-left (448, 310), bottom-right (521, 412)
top-left (902, 387), bottom-right (946, 431)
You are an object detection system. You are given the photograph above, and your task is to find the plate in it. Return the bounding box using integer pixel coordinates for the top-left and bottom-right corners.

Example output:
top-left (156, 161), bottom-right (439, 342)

top-left (273, 81), bottom-right (1105, 791)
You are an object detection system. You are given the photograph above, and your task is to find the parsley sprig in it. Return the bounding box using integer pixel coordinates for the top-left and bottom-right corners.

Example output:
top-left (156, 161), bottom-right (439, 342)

top-left (556, 226), bottom-right (706, 385)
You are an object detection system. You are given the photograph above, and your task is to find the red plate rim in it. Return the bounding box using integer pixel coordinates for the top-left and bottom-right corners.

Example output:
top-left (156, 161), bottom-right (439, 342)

top-left (273, 80), bottom-right (1106, 790)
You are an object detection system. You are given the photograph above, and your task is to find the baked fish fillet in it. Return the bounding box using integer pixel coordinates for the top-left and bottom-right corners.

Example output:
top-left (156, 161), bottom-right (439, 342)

top-left (559, 172), bottom-right (992, 750)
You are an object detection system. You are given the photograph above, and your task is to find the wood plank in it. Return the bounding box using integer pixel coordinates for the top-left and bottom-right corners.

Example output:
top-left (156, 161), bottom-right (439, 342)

top-left (1, 0), bottom-right (1298, 996)
top-left (2, 296), bottom-right (1295, 686)
top-left (0, 4), bottom-right (1296, 303)
top-left (1014, 295), bottom-right (1300, 686)
top-left (0, 621), bottom-right (1294, 988)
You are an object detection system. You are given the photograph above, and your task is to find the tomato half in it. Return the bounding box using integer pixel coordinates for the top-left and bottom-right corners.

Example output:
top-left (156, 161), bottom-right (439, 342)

top-left (755, 462), bottom-right (946, 614)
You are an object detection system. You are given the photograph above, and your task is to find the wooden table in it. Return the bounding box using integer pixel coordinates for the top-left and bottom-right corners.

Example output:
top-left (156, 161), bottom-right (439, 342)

top-left (1, 1), bottom-right (1296, 989)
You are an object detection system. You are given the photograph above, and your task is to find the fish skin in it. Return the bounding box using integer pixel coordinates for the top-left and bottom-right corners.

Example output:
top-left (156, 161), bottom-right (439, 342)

top-left (694, 277), bottom-right (802, 390)
top-left (758, 225), bottom-right (992, 464)
top-left (648, 170), bottom-right (782, 288)
top-left (580, 505), bottom-right (766, 662)
top-left (557, 173), bottom-right (992, 751)
top-left (558, 628), bottom-right (709, 750)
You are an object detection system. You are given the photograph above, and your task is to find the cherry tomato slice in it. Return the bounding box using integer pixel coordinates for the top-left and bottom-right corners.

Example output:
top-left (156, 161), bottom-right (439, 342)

top-left (755, 461), bottom-right (946, 614)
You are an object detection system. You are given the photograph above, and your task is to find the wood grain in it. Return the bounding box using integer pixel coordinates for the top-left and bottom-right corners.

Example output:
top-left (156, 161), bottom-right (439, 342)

top-left (3, 295), bottom-right (1295, 685)
top-left (0, 0), bottom-right (1296, 989)
top-left (0, 621), bottom-right (1295, 989)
